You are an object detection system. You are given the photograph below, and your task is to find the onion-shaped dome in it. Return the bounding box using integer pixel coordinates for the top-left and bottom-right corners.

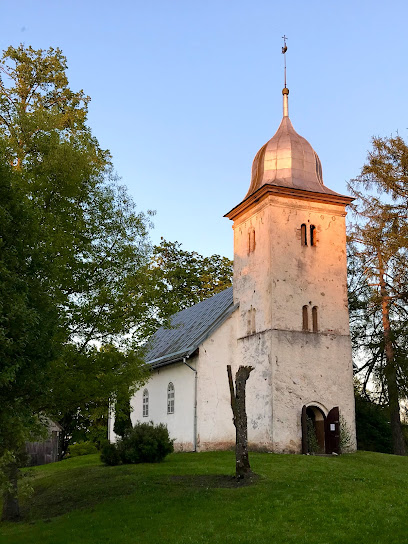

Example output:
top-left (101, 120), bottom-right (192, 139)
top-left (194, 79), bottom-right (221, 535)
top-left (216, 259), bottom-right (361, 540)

top-left (245, 88), bottom-right (339, 199)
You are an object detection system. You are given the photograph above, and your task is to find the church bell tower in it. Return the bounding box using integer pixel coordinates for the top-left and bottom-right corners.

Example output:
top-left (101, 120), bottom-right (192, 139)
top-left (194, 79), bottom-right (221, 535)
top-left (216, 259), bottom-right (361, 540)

top-left (225, 45), bottom-right (356, 453)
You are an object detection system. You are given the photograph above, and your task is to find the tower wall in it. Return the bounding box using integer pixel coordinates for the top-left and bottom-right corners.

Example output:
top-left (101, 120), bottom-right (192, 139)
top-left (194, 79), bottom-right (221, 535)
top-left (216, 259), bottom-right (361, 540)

top-left (232, 192), bottom-right (356, 453)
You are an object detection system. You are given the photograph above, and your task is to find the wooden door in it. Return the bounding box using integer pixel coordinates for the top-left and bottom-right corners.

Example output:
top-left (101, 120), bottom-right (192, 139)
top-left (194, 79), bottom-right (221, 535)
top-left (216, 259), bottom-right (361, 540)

top-left (301, 405), bottom-right (308, 454)
top-left (325, 406), bottom-right (340, 454)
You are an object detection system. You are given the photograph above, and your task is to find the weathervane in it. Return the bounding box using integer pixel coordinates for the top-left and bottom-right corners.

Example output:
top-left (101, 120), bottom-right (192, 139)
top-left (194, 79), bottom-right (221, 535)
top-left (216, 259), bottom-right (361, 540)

top-left (282, 35), bottom-right (288, 88)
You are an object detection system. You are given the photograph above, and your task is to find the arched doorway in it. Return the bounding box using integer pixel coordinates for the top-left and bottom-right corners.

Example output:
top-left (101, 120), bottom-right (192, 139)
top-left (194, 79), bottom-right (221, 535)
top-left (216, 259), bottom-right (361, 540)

top-left (306, 405), bottom-right (326, 453)
top-left (301, 405), bottom-right (340, 455)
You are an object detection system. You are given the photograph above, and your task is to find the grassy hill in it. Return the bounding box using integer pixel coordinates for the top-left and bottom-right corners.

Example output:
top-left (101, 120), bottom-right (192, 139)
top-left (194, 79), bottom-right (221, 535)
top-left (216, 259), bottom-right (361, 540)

top-left (1, 450), bottom-right (407, 544)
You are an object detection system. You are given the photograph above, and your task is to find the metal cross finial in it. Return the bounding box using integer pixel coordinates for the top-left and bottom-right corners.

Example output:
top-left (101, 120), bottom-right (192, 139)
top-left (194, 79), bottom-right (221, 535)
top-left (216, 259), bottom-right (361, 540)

top-left (282, 35), bottom-right (288, 87)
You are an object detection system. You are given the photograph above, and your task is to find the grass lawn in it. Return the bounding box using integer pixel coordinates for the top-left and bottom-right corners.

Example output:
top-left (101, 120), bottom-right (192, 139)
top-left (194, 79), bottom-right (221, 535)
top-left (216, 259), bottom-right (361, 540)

top-left (0, 450), bottom-right (407, 544)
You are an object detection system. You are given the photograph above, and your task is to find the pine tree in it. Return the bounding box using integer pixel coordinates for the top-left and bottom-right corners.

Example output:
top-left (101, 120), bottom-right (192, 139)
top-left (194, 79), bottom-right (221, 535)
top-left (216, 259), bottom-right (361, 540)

top-left (348, 135), bottom-right (408, 456)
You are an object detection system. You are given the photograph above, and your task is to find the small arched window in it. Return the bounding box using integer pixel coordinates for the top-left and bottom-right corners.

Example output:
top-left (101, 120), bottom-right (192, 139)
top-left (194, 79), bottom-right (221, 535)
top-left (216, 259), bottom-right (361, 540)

top-left (301, 224), bottom-right (307, 246)
top-left (310, 225), bottom-right (316, 247)
top-left (167, 382), bottom-right (175, 414)
top-left (248, 228), bottom-right (256, 254)
top-left (142, 389), bottom-right (149, 417)
top-left (312, 306), bottom-right (318, 332)
top-left (302, 305), bottom-right (309, 331)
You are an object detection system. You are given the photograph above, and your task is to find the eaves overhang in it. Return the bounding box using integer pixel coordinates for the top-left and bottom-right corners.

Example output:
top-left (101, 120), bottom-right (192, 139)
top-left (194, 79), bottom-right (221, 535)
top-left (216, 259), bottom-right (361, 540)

top-left (224, 184), bottom-right (354, 222)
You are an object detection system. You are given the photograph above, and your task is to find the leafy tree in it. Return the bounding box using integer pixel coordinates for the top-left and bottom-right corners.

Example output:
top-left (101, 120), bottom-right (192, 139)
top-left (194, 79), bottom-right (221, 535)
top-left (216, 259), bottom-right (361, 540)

top-left (354, 389), bottom-right (393, 454)
top-left (50, 347), bottom-right (147, 457)
top-left (348, 134), bottom-right (408, 456)
top-left (145, 238), bottom-right (233, 324)
top-left (113, 387), bottom-right (133, 439)
top-left (0, 45), bottom-right (234, 518)
top-left (0, 151), bottom-right (60, 520)
top-left (0, 45), bottom-right (153, 519)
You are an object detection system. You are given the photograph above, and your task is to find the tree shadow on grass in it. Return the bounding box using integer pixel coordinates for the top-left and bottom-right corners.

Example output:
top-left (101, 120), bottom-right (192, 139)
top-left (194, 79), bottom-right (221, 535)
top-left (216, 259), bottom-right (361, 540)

top-left (18, 468), bottom-right (260, 522)
top-left (171, 473), bottom-right (261, 489)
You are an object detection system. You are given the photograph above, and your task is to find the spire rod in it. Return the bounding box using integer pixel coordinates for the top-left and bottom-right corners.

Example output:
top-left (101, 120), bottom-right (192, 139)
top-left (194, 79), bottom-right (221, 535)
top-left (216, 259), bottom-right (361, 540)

top-left (282, 35), bottom-right (288, 87)
top-left (281, 35), bottom-right (289, 117)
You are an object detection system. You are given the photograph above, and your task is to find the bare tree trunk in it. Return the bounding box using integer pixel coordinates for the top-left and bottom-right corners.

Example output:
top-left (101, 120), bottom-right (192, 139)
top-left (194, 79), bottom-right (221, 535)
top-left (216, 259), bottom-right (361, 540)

top-left (227, 365), bottom-right (254, 478)
top-left (379, 258), bottom-right (406, 456)
top-left (1, 460), bottom-right (20, 522)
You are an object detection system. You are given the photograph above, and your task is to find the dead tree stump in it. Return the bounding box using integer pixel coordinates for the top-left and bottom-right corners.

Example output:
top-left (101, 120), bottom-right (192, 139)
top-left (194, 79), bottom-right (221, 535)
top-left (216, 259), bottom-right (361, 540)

top-left (227, 364), bottom-right (254, 479)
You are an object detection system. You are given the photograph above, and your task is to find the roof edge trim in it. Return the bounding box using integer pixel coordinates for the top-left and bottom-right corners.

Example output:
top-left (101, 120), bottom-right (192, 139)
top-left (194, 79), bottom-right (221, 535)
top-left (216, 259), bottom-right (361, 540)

top-left (224, 184), bottom-right (354, 221)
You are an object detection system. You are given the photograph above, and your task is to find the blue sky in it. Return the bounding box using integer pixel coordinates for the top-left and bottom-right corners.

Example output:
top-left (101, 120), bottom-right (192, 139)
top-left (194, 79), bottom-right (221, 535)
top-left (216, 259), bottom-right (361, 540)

top-left (1, 1), bottom-right (407, 259)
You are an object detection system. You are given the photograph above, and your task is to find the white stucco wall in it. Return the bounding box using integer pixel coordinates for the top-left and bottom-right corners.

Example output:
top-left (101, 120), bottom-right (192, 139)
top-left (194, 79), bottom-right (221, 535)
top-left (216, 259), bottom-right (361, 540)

top-left (195, 311), bottom-right (237, 450)
top-left (271, 330), bottom-right (355, 452)
top-left (130, 361), bottom-right (196, 451)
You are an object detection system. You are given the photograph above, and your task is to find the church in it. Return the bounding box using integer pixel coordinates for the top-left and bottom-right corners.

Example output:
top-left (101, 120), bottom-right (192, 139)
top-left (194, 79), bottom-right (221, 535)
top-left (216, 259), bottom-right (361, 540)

top-left (110, 79), bottom-right (357, 455)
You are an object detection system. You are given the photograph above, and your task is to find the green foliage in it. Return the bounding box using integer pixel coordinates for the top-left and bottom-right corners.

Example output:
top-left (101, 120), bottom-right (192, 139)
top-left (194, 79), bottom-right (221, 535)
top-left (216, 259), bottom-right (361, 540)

top-left (113, 389), bottom-right (133, 439)
top-left (118, 422), bottom-right (174, 464)
top-left (306, 416), bottom-right (319, 454)
top-left (67, 442), bottom-right (98, 458)
top-left (0, 45), bottom-right (96, 168)
top-left (402, 424), bottom-right (408, 448)
top-left (339, 415), bottom-right (353, 453)
top-left (100, 443), bottom-right (121, 466)
top-left (101, 422), bottom-right (174, 466)
top-left (0, 152), bottom-right (58, 448)
top-left (0, 44), bottom-right (154, 517)
top-left (355, 391), bottom-right (392, 454)
top-left (348, 134), bottom-right (408, 455)
top-left (144, 238), bottom-right (233, 325)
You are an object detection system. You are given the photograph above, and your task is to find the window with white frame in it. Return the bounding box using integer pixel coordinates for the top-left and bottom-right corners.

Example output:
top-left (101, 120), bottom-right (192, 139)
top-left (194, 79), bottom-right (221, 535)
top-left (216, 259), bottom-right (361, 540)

top-left (167, 382), bottom-right (175, 414)
top-left (142, 389), bottom-right (149, 417)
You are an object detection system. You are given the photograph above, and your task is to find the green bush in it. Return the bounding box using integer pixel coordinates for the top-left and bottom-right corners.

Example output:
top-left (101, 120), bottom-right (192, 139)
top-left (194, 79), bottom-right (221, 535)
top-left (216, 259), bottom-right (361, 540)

top-left (100, 443), bottom-right (121, 466)
top-left (68, 441), bottom-right (98, 457)
top-left (355, 393), bottom-right (392, 453)
top-left (306, 416), bottom-right (319, 454)
top-left (339, 414), bottom-right (353, 453)
top-left (118, 422), bottom-right (174, 464)
top-left (100, 423), bottom-right (174, 466)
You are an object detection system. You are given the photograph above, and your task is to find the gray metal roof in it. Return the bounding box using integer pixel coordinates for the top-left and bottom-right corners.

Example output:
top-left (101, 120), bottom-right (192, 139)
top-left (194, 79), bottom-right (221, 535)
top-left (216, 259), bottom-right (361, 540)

top-left (145, 287), bottom-right (236, 367)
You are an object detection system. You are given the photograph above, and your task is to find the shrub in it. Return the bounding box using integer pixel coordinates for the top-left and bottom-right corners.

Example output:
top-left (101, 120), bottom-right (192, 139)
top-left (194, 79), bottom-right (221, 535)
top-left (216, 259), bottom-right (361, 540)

top-left (68, 441), bottom-right (98, 457)
top-left (355, 393), bottom-right (392, 453)
top-left (339, 415), bottom-right (353, 453)
top-left (119, 422), bottom-right (174, 464)
top-left (100, 443), bottom-right (121, 466)
top-left (306, 416), bottom-right (319, 454)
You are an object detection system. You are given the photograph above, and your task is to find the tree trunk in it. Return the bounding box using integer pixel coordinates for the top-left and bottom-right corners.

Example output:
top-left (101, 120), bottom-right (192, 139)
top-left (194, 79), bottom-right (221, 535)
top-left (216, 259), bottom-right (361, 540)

top-left (379, 258), bottom-right (406, 455)
top-left (227, 365), bottom-right (254, 478)
top-left (58, 415), bottom-right (72, 460)
top-left (1, 460), bottom-right (20, 522)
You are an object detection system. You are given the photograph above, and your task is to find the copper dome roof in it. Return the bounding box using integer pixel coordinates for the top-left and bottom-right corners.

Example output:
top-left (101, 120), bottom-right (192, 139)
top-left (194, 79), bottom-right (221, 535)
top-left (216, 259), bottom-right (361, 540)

top-left (245, 91), bottom-right (340, 199)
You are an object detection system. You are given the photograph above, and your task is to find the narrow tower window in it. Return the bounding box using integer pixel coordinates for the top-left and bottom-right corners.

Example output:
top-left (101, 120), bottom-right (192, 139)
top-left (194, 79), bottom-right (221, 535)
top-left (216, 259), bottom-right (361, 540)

top-left (312, 306), bottom-right (318, 332)
top-left (167, 382), bottom-right (175, 414)
top-left (310, 225), bottom-right (316, 247)
top-left (248, 228), bottom-right (256, 254)
top-left (302, 305), bottom-right (309, 331)
top-left (251, 307), bottom-right (256, 334)
top-left (301, 224), bottom-right (307, 246)
top-left (142, 389), bottom-right (149, 417)
top-left (246, 307), bottom-right (256, 335)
